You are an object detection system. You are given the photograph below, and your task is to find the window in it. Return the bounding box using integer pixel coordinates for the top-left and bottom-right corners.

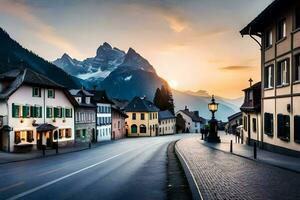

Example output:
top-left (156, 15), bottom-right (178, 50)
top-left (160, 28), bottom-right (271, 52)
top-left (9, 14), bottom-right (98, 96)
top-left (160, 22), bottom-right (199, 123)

top-left (32, 87), bottom-right (41, 97)
top-left (65, 108), bottom-right (72, 118)
top-left (277, 114), bottom-right (290, 141)
top-left (31, 105), bottom-right (42, 118)
top-left (15, 130), bottom-right (34, 144)
top-left (294, 116), bottom-right (300, 142)
top-left (59, 129), bottom-right (64, 139)
top-left (243, 116), bottom-right (247, 131)
top-left (12, 104), bottom-right (20, 118)
top-left (53, 131), bottom-right (58, 140)
top-left (54, 107), bottom-right (62, 118)
top-left (265, 29), bottom-right (272, 48)
top-left (48, 89), bottom-right (55, 98)
top-left (65, 128), bottom-right (72, 138)
top-left (295, 7), bottom-right (300, 30)
top-left (264, 65), bottom-right (274, 88)
top-left (150, 113), bottom-right (152, 120)
top-left (131, 125), bottom-right (137, 133)
top-left (252, 118), bottom-right (257, 132)
top-left (132, 113), bottom-right (136, 120)
top-left (141, 113), bottom-right (145, 120)
top-left (22, 105), bottom-right (30, 118)
top-left (295, 54), bottom-right (300, 82)
top-left (277, 60), bottom-right (289, 86)
top-left (264, 113), bottom-right (274, 136)
top-left (140, 124), bottom-right (147, 133)
top-left (277, 19), bottom-right (286, 41)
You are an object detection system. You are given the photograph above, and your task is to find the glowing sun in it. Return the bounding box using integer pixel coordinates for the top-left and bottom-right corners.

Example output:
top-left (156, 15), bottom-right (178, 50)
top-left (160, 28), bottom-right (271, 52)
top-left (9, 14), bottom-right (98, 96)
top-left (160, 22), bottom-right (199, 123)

top-left (168, 80), bottom-right (178, 89)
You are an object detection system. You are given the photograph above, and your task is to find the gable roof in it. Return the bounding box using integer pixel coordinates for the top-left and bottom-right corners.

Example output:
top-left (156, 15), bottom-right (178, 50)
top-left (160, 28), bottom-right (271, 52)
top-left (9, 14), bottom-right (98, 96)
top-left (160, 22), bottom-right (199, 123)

top-left (88, 90), bottom-right (114, 105)
top-left (228, 112), bottom-right (242, 122)
top-left (179, 109), bottom-right (206, 123)
top-left (240, 0), bottom-right (294, 36)
top-left (158, 110), bottom-right (175, 121)
top-left (0, 68), bottom-right (66, 100)
top-left (69, 89), bottom-right (94, 97)
top-left (124, 97), bottom-right (159, 112)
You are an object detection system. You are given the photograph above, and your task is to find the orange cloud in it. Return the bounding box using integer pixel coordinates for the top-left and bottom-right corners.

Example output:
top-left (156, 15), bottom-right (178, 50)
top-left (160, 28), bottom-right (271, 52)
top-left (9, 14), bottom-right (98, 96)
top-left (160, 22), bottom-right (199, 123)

top-left (0, 1), bottom-right (83, 58)
top-left (219, 66), bottom-right (256, 71)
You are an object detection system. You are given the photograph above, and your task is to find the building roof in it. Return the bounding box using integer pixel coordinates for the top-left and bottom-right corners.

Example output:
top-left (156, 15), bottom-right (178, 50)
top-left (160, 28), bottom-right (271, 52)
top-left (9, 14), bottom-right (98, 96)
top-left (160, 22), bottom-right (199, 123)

top-left (158, 110), bottom-right (176, 121)
top-left (179, 108), bottom-right (205, 123)
top-left (0, 68), bottom-right (76, 105)
top-left (227, 112), bottom-right (242, 122)
top-left (69, 89), bottom-right (94, 97)
top-left (112, 106), bottom-right (128, 118)
top-left (240, 82), bottom-right (261, 113)
top-left (111, 98), bottom-right (129, 110)
top-left (240, 0), bottom-right (293, 36)
top-left (88, 90), bottom-right (114, 105)
top-left (36, 123), bottom-right (57, 132)
top-left (124, 96), bottom-right (159, 112)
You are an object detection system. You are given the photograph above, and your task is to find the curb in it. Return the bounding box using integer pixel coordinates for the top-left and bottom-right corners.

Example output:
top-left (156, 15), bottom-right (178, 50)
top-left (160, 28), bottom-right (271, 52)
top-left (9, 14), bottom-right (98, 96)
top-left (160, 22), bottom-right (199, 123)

top-left (199, 139), bottom-right (300, 174)
top-left (175, 142), bottom-right (203, 200)
top-left (0, 141), bottom-right (113, 165)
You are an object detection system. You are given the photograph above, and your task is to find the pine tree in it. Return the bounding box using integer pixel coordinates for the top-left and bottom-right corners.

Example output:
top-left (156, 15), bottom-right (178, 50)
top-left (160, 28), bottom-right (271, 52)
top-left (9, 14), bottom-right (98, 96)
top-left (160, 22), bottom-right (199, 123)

top-left (153, 84), bottom-right (175, 114)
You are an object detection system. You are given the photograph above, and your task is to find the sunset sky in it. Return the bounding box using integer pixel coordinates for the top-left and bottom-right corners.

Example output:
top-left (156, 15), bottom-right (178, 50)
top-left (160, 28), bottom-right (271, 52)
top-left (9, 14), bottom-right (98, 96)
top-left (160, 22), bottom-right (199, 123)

top-left (0, 0), bottom-right (273, 98)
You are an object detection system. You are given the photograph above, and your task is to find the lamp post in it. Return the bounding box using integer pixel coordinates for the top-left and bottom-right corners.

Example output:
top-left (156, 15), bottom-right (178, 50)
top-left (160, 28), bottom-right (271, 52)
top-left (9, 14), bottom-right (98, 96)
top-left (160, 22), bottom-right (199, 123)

top-left (206, 95), bottom-right (221, 143)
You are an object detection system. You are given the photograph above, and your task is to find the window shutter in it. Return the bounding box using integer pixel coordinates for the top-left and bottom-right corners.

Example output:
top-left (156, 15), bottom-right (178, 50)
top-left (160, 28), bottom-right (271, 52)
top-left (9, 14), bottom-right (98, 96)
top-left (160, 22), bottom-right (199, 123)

top-left (285, 115), bottom-right (290, 139)
top-left (277, 114), bottom-right (283, 138)
top-left (295, 116), bottom-right (300, 141)
top-left (61, 108), bottom-right (65, 118)
top-left (264, 67), bottom-right (268, 88)
top-left (46, 107), bottom-right (49, 118)
top-left (54, 107), bottom-right (58, 118)
top-left (39, 88), bottom-right (41, 97)
top-left (12, 103), bottom-right (17, 118)
top-left (277, 63), bottom-right (281, 86)
top-left (39, 106), bottom-right (42, 118)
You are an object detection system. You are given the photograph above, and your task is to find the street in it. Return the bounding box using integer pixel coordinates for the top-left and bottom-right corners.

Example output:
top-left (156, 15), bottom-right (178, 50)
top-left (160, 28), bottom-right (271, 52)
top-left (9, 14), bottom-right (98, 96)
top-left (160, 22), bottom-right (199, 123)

top-left (0, 135), bottom-right (194, 200)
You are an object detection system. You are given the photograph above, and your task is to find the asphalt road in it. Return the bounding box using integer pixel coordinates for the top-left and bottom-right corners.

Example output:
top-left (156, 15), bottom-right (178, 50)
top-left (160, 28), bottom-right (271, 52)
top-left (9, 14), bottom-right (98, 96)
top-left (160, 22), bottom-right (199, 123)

top-left (0, 134), bottom-right (195, 200)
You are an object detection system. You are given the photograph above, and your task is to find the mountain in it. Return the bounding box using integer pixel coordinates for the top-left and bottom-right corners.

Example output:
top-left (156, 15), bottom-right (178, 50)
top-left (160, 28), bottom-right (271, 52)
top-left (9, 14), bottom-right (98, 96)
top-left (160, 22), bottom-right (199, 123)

top-left (98, 48), bottom-right (167, 100)
top-left (173, 90), bottom-right (239, 122)
top-left (53, 42), bottom-right (125, 80)
top-left (0, 27), bottom-right (81, 88)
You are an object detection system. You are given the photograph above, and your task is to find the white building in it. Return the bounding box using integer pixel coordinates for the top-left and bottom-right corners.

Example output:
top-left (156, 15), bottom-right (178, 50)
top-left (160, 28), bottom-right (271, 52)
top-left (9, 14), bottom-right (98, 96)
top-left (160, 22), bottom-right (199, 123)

top-left (176, 107), bottom-right (206, 133)
top-left (90, 90), bottom-right (113, 142)
top-left (240, 0), bottom-right (300, 156)
top-left (158, 110), bottom-right (176, 135)
top-left (0, 69), bottom-right (76, 152)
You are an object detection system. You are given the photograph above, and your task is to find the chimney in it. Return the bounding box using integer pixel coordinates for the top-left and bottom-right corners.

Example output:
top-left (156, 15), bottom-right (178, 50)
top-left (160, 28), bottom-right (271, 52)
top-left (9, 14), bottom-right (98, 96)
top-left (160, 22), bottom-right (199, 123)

top-left (185, 106), bottom-right (188, 111)
top-left (193, 111), bottom-right (199, 117)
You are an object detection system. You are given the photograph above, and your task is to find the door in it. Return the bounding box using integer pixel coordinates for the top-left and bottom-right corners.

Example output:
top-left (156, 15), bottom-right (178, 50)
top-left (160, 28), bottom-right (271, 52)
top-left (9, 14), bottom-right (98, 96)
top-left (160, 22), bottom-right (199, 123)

top-left (46, 131), bottom-right (53, 147)
top-left (36, 132), bottom-right (42, 150)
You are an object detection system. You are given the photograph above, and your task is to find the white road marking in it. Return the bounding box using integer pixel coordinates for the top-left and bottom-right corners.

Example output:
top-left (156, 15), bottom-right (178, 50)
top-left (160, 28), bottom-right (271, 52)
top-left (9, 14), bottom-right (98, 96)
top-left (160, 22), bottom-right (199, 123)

top-left (6, 142), bottom-right (164, 200)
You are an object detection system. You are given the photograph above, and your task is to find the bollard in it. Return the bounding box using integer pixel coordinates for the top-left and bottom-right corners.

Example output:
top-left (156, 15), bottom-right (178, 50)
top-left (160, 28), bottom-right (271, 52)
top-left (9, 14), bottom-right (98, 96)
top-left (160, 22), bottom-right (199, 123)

top-left (201, 133), bottom-right (204, 140)
top-left (254, 142), bottom-right (257, 159)
top-left (42, 145), bottom-right (45, 157)
top-left (230, 140), bottom-right (233, 153)
top-left (56, 142), bottom-right (59, 154)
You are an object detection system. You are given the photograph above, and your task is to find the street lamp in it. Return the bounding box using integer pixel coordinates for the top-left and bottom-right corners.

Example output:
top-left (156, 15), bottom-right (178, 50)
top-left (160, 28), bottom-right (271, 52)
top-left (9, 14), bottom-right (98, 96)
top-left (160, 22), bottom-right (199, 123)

top-left (206, 95), bottom-right (221, 143)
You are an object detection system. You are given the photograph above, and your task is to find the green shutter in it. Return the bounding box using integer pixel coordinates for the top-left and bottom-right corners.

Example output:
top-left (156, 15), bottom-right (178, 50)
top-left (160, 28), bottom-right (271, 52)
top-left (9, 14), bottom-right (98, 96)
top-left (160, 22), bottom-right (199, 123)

top-left (62, 108), bottom-right (65, 118)
top-left (39, 106), bottom-right (42, 118)
top-left (12, 103), bottom-right (18, 118)
top-left (22, 105), bottom-right (29, 118)
top-left (54, 107), bottom-right (58, 118)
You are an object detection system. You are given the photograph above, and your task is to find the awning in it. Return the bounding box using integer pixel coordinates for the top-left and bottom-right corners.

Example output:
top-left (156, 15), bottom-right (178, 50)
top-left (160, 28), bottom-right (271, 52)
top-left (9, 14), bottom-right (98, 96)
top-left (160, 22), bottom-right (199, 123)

top-left (36, 124), bottom-right (57, 132)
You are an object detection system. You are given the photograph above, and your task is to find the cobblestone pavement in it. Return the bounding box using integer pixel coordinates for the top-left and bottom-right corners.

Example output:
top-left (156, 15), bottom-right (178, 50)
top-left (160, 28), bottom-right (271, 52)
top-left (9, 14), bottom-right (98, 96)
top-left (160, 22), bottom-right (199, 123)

top-left (176, 137), bottom-right (300, 200)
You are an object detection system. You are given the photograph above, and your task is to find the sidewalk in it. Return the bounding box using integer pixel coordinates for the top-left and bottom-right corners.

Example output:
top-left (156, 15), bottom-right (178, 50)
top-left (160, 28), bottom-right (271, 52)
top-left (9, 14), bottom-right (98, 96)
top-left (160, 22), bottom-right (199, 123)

top-left (175, 137), bottom-right (300, 200)
top-left (0, 142), bottom-right (110, 164)
top-left (202, 131), bottom-right (300, 173)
